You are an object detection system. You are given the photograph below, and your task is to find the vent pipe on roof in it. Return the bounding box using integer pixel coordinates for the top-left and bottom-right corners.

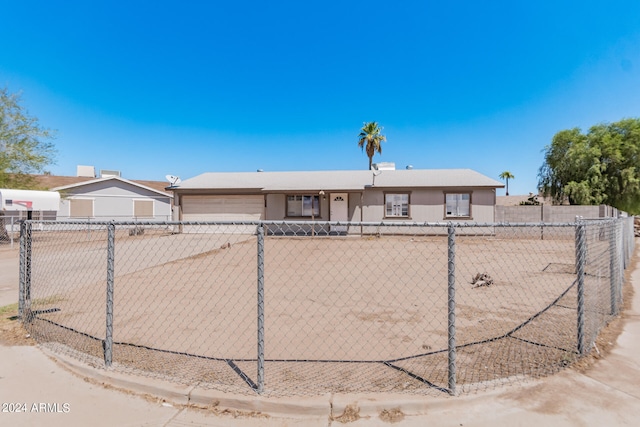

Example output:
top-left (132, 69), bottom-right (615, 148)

top-left (257, 169), bottom-right (264, 172)
top-left (406, 165), bottom-right (414, 170)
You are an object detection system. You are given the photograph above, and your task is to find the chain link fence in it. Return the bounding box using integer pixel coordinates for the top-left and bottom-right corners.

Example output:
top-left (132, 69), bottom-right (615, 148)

top-left (1, 214), bottom-right (23, 247)
top-left (18, 218), bottom-right (635, 397)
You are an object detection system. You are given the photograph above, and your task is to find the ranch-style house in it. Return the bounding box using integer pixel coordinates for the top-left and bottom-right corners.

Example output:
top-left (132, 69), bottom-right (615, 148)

top-left (168, 167), bottom-right (505, 228)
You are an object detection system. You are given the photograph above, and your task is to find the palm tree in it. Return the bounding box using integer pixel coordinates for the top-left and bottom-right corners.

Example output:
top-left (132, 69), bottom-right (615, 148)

top-left (358, 122), bottom-right (387, 170)
top-left (499, 171), bottom-right (515, 196)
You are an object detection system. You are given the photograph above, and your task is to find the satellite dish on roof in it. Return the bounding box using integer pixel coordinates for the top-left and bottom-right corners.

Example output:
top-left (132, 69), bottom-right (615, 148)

top-left (165, 174), bottom-right (181, 186)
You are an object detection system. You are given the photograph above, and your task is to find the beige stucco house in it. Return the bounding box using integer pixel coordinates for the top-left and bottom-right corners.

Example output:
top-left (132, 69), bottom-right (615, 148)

top-left (169, 168), bottom-right (504, 232)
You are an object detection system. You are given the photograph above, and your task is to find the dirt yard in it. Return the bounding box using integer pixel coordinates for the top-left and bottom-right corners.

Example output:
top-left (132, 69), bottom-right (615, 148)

top-left (17, 228), bottom-right (623, 396)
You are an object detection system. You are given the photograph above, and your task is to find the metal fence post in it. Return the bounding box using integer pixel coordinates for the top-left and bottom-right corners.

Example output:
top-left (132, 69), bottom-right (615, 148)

top-left (20, 221), bottom-right (34, 322)
top-left (609, 221), bottom-right (618, 316)
top-left (18, 221), bottom-right (26, 319)
top-left (623, 218), bottom-right (629, 270)
top-left (619, 220), bottom-right (626, 306)
top-left (257, 223), bottom-right (265, 394)
top-left (10, 215), bottom-right (15, 248)
top-left (575, 219), bottom-right (586, 355)
top-left (631, 218), bottom-right (635, 261)
top-left (447, 223), bottom-right (457, 395)
top-left (105, 221), bottom-right (115, 367)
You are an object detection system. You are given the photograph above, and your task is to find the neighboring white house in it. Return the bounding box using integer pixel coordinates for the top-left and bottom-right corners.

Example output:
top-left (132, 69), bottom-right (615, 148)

top-left (51, 176), bottom-right (173, 221)
top-left (169, 168), bottom-right (504, 231)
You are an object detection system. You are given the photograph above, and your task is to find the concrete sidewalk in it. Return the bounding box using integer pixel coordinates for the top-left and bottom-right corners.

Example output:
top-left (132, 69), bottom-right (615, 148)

top-left (1, 245), bottom-right (640, 426)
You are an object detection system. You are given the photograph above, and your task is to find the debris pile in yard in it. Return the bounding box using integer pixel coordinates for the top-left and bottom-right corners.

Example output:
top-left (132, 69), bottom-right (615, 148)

top-left (635, 217), bottom-right (640, 237)
top-left (471, 272), bottom-right (494, 288)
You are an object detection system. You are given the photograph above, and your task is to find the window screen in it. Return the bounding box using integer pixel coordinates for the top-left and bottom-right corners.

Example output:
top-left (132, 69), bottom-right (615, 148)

top-left (70, 199), bottom-right (94, 218)
top-left (134, 200), bottom-right (154, 218)
top-left (445, 193), bottom-right (470, 217)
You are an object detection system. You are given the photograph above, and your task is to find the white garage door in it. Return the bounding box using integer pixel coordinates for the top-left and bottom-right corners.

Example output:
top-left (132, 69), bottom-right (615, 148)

top-left (182, 195), bottom-right (264, 221)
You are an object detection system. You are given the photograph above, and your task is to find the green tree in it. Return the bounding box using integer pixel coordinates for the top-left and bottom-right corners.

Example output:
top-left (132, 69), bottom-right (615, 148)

top-left (499, 171), bottom-right (515, 196)
top-left (538, 118), bottom-right (640, 213)
top-left (0, 88), bottom-right (56, 242)
top-left (357, 121), bottom-right (387, 170)
top-left (1, 87), bottom-right (57, 189)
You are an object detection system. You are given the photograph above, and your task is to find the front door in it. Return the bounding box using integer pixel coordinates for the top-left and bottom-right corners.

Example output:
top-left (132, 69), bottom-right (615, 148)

top-left (330, 193), bottom-right (348, 232)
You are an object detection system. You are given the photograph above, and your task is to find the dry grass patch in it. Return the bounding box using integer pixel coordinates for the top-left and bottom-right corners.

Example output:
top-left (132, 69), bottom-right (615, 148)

top-left (379, 407), bottom-right (405, 423)
top-left (332, 403), bottom-right (361, 423)
top-left (0, 303), bottom-right (35, 346)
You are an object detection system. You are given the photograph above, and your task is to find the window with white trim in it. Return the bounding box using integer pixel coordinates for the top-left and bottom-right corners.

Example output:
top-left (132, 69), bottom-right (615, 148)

top-left (445, 193), bottom-right (471, 218)
top-left (286, 195), bottom-right (320, 217)
top-left (385, 193), bottom-right (409, 217)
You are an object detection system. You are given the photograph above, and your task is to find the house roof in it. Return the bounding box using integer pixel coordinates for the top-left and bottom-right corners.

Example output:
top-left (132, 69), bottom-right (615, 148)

top-left (174, 169), bottom-right (505, 192)
top-left (33, 175), bottom-right (172, 197)
top-left (49, 176), bottom-right (173, 198)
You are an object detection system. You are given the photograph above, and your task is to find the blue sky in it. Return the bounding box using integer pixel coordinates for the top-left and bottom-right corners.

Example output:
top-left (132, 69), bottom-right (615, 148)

top-left (1, 1), bottom-right (639, 195)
